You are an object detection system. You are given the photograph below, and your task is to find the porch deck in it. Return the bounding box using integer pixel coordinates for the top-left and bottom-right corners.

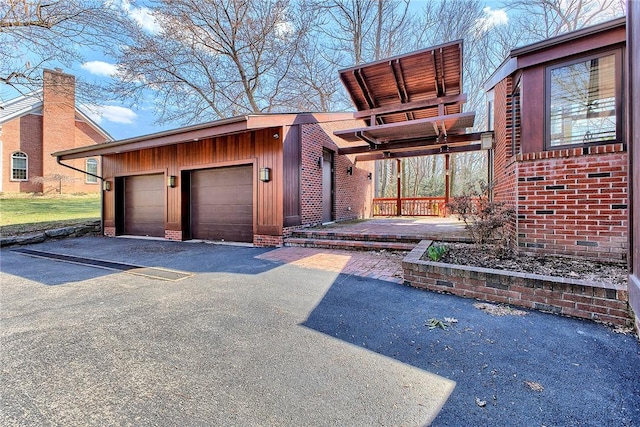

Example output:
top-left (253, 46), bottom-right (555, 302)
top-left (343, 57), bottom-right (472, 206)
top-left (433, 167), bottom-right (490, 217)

top-left (285, 216), bottom-right (471, 251)
top-left (315, 216), bottom-right (470, 241)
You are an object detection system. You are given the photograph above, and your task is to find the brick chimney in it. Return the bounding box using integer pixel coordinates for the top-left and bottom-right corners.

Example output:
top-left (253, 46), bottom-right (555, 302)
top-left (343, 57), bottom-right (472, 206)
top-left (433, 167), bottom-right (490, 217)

top-left (42, 68), bottom-right (76, 192)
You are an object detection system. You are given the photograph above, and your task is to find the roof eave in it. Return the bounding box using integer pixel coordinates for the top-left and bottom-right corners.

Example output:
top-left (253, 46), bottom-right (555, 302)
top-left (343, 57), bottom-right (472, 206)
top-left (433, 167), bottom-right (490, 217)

top-left (510, 16), bottom-right (625, 58)
top-left (53, 112), bottom-right (359, 160)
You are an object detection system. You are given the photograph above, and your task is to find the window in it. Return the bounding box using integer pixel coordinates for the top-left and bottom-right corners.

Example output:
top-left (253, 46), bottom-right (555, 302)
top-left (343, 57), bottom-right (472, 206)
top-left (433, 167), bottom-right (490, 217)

top-left (86, 158), bottom-right (98, 183)
top-left (11, 152), bottom-right (27, 181)
top-left (486, 90), bottom-right (494, 131)
top-left (547, 51), bottom-right (621, 148)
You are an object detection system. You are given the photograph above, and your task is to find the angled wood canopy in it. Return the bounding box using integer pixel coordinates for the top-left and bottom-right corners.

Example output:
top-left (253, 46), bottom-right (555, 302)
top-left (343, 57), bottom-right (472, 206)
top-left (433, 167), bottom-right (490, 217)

top-left (336, 40), bottom-right (483, 157)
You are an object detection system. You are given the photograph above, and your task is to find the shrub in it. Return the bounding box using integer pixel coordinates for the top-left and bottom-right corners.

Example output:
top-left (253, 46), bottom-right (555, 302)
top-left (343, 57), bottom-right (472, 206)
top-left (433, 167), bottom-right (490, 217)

top-left (447, 182), bottom-right (515, 257)
top-left (427, 244), bottom-right (447, 261)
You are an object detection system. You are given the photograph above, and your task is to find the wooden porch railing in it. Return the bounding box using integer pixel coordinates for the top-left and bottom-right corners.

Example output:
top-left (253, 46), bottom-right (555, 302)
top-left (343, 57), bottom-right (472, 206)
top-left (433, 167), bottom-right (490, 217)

top-left (372, 197), bottom-right (447, 216)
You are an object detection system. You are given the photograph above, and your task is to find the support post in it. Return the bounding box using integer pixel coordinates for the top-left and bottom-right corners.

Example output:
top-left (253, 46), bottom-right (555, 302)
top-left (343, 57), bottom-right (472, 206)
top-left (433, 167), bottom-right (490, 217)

top-left (396, 158), bottom-right (402, 216)
top-left (445, 153), bottom-right (450, 205)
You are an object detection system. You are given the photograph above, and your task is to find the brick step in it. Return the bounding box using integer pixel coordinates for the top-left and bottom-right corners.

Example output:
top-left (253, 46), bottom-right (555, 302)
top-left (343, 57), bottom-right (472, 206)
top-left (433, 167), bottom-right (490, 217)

top-left (284, 237), bottom-right (416, 252)
top-left (289, 230), bottom-right (423, 244)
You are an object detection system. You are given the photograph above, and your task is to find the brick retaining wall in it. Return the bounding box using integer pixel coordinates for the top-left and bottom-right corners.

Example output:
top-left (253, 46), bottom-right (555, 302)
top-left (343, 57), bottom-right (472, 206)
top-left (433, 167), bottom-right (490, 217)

top-left (403, 240), bottom-right (631, 326)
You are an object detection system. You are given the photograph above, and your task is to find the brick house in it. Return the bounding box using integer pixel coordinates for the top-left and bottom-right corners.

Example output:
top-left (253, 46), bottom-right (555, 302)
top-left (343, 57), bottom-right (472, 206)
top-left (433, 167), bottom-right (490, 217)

top-left (485, 17), bottom-right (627, 262)
top-left (53, 113), bottom-right (373, 247)
top-left (0, 69), bottom-right (112, 194)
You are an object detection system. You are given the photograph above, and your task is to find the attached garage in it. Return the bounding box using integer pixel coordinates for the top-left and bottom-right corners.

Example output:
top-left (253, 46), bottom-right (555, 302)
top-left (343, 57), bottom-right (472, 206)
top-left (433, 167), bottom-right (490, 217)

top-left (53, 113), bottom-right (373, 247)
top-left (190, 165), bottom-right (253, 243)
top-left (124, 174), bottom-right (164, 237)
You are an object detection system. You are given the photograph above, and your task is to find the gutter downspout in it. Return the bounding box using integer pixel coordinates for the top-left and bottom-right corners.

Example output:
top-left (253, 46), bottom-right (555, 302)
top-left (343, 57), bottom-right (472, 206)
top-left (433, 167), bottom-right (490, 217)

top-left (56, 157), bottom-right (105, 235)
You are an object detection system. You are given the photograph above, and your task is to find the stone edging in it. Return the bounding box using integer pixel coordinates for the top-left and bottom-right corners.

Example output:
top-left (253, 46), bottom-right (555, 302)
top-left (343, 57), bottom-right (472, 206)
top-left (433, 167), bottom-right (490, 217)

top-left (402, 240), bottom-right (631, 326)
top-left (0, 220), bottom-right (101, 248)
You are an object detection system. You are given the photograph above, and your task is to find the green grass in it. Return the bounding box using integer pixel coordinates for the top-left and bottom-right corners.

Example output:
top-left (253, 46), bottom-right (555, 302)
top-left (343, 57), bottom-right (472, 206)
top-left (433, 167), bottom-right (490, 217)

top-left (0, 193), bottom-right (101, 235)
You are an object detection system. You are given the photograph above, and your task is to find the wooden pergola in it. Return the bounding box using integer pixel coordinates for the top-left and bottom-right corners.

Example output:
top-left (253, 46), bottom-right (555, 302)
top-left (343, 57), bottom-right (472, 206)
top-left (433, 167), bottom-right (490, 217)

top-left (334, 40), bottom-right (491, 215)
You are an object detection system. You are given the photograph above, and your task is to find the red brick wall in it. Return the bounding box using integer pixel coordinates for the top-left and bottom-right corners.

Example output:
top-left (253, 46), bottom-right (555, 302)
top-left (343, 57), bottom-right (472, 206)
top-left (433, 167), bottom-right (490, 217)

top-left (2, 114), bottom-right (44, 193)
top-left (492, 73), bottom-right (627, 262)
top-left (42, 70), bottom-right (76, 193)
top-left (1, 69), bottom-right (108, 194)
top-left (299, 120), bottom-right (373, 226)
top-left (404, 241), bottom-right (631, 326)
top-left (516, 144), bottom-right (627, 261)
top-left (492, 78), bottom-right (518, 245)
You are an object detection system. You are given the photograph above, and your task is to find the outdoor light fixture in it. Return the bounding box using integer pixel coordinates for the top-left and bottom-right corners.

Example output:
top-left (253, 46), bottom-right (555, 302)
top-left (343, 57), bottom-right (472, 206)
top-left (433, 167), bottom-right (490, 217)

top-left (259, 167), bottom-right (271, 182)
top-left (273, 133), bottom-right (279, 139)
top-left (318, 157), bottom-right (323, 168)
top-left (167, 175), bottom-right (176, 188)
top-left (367, 172), bottom-right (372, 180)
top-left (347, 166), bottom-right (353, 175)
top-left (481, 132), bottom-right (494, 150)
top-left (103, 180), bottom-right (111, 191)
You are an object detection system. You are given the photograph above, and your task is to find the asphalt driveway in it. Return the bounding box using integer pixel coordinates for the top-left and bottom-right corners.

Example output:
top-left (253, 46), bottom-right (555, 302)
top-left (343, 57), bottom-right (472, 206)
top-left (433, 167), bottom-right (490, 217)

top-left (1, 237), bottom-right (639, 426)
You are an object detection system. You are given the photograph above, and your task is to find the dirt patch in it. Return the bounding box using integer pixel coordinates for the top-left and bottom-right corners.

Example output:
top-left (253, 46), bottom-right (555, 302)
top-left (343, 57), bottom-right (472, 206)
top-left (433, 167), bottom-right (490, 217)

top-left (424, 242), bottom-right (627, 287)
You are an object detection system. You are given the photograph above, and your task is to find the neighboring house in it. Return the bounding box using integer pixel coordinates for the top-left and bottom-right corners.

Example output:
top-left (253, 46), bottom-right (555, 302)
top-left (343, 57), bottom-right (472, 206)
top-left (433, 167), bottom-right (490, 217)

top-left (485, 17), bottom-right (627, 262)
top-left (53, 113), bottom-right (373, 246)
top-left (0, 69), bottom-right (112, 194)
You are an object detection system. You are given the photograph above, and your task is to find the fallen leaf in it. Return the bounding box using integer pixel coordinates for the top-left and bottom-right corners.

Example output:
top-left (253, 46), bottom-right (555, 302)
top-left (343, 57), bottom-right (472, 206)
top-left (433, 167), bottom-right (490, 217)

top-left (524, 381), bottom-right (544, 392)
top-left (475, 397), bottom-right (487, 407)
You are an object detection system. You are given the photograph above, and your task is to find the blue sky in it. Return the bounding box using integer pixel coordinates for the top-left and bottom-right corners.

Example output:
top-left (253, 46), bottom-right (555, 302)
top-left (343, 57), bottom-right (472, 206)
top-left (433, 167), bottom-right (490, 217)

top-left (1, 0), bottom-right (509, 142)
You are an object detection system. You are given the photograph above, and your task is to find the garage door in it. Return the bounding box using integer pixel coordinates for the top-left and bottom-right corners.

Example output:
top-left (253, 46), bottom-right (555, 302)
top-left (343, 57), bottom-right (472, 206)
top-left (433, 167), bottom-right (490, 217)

top-left (124, 174), bottom-right (164, 237)
top-left (191, 165), bottom-right (253, 242)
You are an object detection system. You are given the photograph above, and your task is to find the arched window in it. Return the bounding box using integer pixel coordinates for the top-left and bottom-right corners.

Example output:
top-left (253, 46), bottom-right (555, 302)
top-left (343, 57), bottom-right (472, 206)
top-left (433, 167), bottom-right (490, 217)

top-left (86, 158), bottom-right (98, 183)
top-left (11, 152), bottom-right (28, 181)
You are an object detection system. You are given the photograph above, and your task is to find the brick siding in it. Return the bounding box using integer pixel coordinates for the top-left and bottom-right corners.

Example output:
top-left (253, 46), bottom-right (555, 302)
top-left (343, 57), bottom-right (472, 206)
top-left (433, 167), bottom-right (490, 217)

top-left (404, 241), bottom-right (631, 326)
top-left (492, 78), bottom-right (518, 247)
top-left (254, 234), bottom-right (284, 247)
top-left (299, 120), bottom-right (373, 227)
top-left (515, 144), bottom-right (627, 261)
top-left (492, 75), bottom-right (628, 262)
top-left (1, 69), bottom-right (108, 194)
top-left (2, 114), bottom-right (44, 193)
top-left (165, 230), bottom-right (183, 241)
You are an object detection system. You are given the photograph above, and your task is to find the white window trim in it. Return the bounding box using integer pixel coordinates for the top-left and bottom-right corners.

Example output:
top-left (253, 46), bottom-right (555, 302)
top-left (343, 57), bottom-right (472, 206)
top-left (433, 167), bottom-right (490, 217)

top-left (11, 151), bottom-right (28, 181)
top-left (86, 158), bottom-right (98, 184)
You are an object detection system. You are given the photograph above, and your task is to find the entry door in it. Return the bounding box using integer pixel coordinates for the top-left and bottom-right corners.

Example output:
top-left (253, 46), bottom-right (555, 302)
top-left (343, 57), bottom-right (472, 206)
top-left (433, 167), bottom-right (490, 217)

top-left (322, 150), bottom-right (333, 223)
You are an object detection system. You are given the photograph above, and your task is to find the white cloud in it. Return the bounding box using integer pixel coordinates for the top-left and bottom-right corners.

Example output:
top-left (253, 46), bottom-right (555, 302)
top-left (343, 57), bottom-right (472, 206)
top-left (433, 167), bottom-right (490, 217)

top-left (84, 104), bottom-right (138, 125)
top-left (275, 21), bottom-right (294, 38)
top-left (81, 61), bottom-right (118, 77)
top-left (475, 7), bottom-right (509, 34)
top-left (115, 0), bottom-right (161, 34)
top-left (129, 6), bottom-right (161, 34)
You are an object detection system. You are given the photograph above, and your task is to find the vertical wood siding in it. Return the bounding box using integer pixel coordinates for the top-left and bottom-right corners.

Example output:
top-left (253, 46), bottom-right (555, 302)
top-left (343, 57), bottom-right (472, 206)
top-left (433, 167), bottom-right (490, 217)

top-left (101, 127), bottom-right (283, 236)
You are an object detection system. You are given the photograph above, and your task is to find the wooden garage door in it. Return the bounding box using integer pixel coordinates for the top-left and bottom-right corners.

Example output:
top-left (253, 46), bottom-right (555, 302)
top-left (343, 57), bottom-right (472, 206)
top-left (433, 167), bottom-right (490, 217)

top-left (124, 174), bottom-right (164, 237)
top-left (191, 165), bottom-right (253, 242)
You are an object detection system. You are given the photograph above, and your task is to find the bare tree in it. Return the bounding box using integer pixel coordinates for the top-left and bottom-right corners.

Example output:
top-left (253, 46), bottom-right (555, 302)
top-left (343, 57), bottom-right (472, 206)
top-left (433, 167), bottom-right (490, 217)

top-left (111, 0), bottom-right (312, 124)
top-left (314, 0), bottom-right (377, 66)
top-left (0, 0), bottom-right (127, 99)
top-left (504, 0), bottom-right (626, 40)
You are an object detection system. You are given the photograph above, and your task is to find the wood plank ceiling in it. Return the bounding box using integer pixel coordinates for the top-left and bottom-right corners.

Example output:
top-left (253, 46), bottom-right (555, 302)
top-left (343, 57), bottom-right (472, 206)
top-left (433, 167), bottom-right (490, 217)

top-left (335, 40), bottom-right (485, 159)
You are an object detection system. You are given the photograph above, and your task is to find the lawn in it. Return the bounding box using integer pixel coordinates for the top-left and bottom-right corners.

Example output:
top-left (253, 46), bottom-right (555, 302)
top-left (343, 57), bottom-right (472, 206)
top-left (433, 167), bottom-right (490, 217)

top-left (0, 193), bottom-right (101, 235)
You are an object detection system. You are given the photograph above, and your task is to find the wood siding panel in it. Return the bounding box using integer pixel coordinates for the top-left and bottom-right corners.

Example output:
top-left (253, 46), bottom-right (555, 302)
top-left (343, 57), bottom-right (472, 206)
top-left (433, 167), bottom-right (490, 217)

top-left (102, 127), bottom-right (284, 239)
top-left (520, 67), bottom-right (545, 153)
top-left (283, 125), bottom-right (301, 226)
